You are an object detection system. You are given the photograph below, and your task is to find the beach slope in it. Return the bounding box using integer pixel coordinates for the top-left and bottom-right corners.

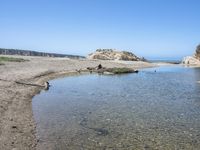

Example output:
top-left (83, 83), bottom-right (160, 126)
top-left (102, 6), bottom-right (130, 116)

top-left (0, 55), bottom-right (155, 150)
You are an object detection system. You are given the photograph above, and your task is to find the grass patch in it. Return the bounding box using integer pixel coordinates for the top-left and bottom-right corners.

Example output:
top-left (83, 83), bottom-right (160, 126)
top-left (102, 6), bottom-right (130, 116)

top-left (106, 67), bottom-right (136, 74)
top-left (0, 56), bottom-right (28, 62)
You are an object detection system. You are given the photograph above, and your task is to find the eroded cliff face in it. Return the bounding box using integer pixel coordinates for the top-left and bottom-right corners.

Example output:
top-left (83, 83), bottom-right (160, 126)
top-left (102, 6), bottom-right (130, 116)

top-left (195, 44), bottom-right (200, 59)
top-left (182, 44), bottom-right (200, 65)
top-left (87, 49), bottom-right (144, 61)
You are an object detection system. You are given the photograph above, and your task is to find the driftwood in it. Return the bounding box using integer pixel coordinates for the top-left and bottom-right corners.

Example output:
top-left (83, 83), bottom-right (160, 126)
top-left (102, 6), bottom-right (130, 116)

top-left (0, 78), bottom-right (49, 90)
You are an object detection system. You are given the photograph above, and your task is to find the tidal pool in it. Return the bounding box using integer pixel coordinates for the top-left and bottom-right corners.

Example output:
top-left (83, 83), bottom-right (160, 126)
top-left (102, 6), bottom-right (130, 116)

top-left (32, 66), bottom-right (200, 150)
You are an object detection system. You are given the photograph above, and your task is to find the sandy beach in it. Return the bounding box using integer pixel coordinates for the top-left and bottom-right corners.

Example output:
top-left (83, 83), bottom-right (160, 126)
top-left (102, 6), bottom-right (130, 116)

top-left (0, 55), bottom-right (157, 150)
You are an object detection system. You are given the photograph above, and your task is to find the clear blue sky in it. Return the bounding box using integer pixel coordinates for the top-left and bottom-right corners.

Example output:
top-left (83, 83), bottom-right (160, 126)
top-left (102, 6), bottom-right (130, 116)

top-left (0, 0), bottom-right (200, 59)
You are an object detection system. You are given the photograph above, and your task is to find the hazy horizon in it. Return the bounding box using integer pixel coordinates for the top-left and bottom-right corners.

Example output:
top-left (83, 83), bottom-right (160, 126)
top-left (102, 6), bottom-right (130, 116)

top-left (1, 0), bottom-right (200, 59)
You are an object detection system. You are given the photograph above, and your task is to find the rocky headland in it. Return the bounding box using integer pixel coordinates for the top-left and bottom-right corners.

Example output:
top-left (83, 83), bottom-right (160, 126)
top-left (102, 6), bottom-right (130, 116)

top-left (0, 48), bottom-right (85, 59)
top-left (195, 44), bottom-right (200, 58)
top-left (87, 49), bottom-right (145, 61)
top-left (182, 44), bottom-right (200, 65)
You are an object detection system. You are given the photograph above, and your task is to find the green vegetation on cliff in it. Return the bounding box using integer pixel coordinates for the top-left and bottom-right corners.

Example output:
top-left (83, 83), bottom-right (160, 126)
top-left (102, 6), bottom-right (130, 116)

top-left (0, 56), bottom-right (28, 65)
top-left (106, 67), bottom-right (137, 74)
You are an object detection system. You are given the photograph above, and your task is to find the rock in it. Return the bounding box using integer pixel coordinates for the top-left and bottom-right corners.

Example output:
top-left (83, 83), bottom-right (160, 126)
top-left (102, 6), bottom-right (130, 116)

top-left (182, 56), bottom-right (200, 65)
top-left (93, 128), bottom-right (109, 136)
top-left (86, 64), bottom-right (139, 74)
top-left (105, 67), bottom-right (138, 74)
top-left (103, 71), bottom-right (114, 75)
top-left (44, 82), bottom-right (50, 90)
top-left (182, 44), bottom-right (200, 65)
top-left (195, 44), bottom-right (200, 59)
top-left (86, 67), bottom-right (94, 70)
top-left (144, 144), bottom-right (151, 150)
top-left (87, 49), bottom-right (143, 61)
top-left (12, 125), bottom-right (17, 129)
top-left (97, 64), bottom-right (102, 70)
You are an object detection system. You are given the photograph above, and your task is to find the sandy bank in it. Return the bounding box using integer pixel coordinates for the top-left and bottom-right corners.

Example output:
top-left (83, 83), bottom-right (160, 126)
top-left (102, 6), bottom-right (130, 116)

top-left (0, 55), bottom-right (157, 150)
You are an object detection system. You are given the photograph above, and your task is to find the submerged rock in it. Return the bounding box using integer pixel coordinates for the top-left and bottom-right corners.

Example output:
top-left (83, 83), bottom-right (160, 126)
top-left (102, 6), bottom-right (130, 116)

top-left (92, 128), bottom-right (109, 136)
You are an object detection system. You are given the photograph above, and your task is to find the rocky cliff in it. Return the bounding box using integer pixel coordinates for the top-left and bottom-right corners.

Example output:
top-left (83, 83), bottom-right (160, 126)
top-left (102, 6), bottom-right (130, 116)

top-left (182, 44), bottom-right (200, 65)
top-left (195, 44), bottom-right (200, 59)
top-left (87, 49), bottom-right (144, 61)
top-left (0, 48), bottom-right (85, 59)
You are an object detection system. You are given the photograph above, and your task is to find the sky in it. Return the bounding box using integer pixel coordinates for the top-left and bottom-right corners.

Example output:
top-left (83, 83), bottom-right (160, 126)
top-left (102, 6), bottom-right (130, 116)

top-left (0, 0), bottom-right (200, 59)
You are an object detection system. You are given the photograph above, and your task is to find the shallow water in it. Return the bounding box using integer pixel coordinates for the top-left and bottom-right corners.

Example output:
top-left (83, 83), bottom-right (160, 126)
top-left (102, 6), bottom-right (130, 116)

top-left (32, 66), bottom-right (200, 150)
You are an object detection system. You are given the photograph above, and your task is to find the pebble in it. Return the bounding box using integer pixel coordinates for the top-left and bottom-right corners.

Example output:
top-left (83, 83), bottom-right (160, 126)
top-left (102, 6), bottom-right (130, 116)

top-left (12, 125), bottom-right (17, 129)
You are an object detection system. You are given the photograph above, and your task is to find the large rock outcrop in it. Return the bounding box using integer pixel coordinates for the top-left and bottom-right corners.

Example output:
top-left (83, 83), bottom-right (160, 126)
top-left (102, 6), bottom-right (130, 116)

top-left (182, 44), bottom-right (200, 65)
top-left (87, 49), bottom-right (144, 61)
top-left (195, 44), bottom-right (200, 59)
top-left (182, 56), bottom-right (200, 65)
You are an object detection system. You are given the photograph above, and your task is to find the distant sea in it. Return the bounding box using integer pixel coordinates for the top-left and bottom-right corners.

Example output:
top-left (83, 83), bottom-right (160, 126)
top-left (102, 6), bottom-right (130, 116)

top-left (148, 58), bottom-right (181, 63)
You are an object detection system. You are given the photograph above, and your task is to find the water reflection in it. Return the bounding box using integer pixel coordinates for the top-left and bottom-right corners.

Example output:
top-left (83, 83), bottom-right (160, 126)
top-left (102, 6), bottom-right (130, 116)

top-left (33, 66), bottom-right (200, 150)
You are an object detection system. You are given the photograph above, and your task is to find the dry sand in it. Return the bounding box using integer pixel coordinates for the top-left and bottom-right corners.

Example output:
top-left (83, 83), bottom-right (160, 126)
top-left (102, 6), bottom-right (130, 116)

top-left (0, 55), bottom-right (157, 150)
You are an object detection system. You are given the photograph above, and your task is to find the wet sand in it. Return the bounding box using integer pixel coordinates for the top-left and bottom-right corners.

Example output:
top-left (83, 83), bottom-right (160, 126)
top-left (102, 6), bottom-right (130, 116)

top-left (0, 55), bottom-right (156, 150)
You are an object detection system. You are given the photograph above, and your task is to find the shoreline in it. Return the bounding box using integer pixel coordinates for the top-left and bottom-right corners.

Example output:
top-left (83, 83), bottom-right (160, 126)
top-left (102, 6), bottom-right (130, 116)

top-left (0, 55), bottom-right (174, 150)
top-left (0, 55), bottom-right (193, 150)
